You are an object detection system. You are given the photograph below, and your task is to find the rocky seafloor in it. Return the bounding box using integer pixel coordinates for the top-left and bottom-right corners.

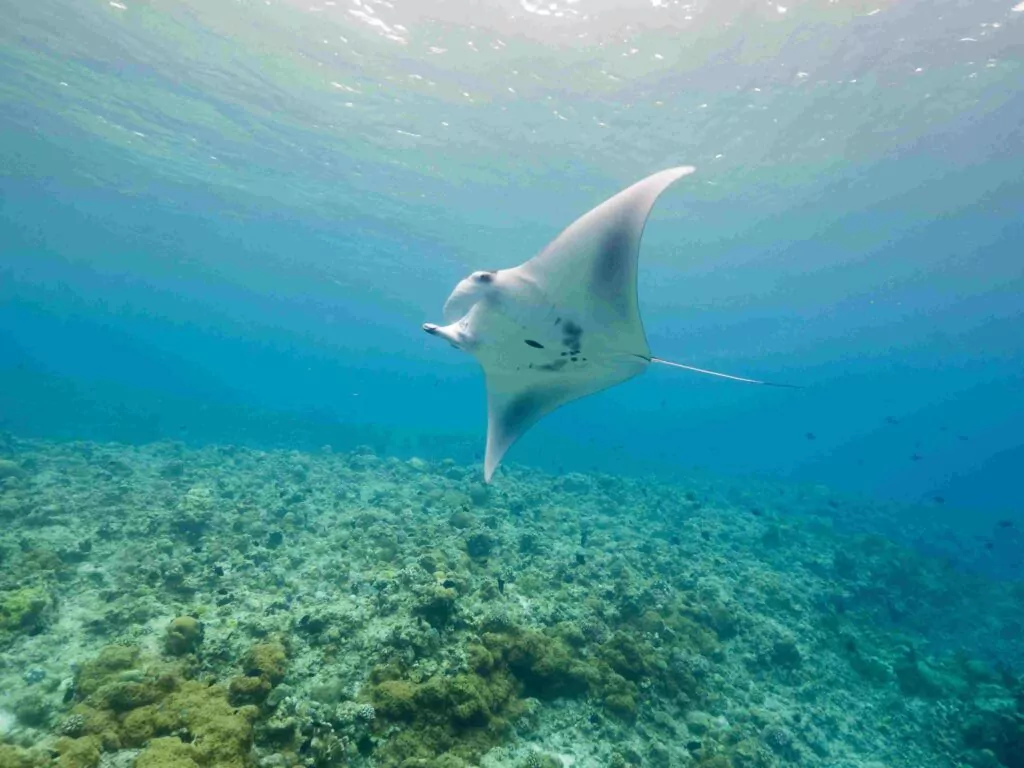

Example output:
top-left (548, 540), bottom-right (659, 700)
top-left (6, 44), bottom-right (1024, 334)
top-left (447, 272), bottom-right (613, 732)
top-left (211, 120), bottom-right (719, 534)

top-left (0, 435), bottom-right (1022, 768)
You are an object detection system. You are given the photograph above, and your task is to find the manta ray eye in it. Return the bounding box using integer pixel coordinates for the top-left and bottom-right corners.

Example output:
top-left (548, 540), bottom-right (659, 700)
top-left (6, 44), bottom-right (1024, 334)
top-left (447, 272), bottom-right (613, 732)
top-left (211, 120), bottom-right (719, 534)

top-left (474, 271), bottom-right (496, 283)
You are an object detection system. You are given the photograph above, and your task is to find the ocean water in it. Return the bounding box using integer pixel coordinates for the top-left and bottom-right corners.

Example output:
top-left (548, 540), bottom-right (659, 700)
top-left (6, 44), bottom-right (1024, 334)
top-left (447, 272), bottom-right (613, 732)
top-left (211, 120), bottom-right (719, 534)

top-left (1, 1), bottom-right (1023, 767)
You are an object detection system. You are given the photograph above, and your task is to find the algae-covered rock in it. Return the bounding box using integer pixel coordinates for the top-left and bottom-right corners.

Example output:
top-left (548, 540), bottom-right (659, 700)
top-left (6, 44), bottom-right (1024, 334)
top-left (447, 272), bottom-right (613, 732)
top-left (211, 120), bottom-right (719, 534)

top-left (414, 586), bottom-right (458, 629)
top-left (228, 674), bottom-right (272, 706)
top-left (73, 645), bottom-right (141, 699)
top-left (0, 588), bottom-right (52, 638)
top-left (99, 679), bottom-right (253, 765)
top-left (164, 616), bottom-right (203, 656)
top-left (72, 645), bottom-right (177, 714)
top-left (61, 645), bottom-right (258, 768)
top-left (372, 679), bottom-right (418, 721)
top-left (55, 735), bottom-right (102, 768)
top-left (599, 631), bottom-right (661, 682)
top-left (0, 744), bottom-right (45, 768)
top-left (369, 663), bottom-right (523, 767)
top-left (483, 629), bottom-right (593, 699)
top-left (241, 642), bottom-right (288, 685)
top-left (134, 737), bottom-right (201, 768)
top-left (228, 641), bottom-right (288, 705)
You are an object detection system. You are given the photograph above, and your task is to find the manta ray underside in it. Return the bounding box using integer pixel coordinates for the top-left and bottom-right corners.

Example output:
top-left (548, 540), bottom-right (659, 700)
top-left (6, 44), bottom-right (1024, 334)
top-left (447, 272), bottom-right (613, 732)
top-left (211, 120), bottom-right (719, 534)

top-left (423, 166), bottom-right (794, 482)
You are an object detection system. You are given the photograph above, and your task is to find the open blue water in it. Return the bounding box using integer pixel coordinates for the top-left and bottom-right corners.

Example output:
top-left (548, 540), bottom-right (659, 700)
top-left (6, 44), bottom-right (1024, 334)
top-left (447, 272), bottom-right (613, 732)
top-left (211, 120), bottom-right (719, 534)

top-left (2, 0), bottom-right (1022, 526)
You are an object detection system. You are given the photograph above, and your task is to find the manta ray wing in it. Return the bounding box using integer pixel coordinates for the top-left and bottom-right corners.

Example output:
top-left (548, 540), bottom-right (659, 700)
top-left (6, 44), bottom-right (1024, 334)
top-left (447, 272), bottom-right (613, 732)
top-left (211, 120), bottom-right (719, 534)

top-left (517, 166), bottom-right (696, 358)
top-left (481, 352), bottom-right (648, 482)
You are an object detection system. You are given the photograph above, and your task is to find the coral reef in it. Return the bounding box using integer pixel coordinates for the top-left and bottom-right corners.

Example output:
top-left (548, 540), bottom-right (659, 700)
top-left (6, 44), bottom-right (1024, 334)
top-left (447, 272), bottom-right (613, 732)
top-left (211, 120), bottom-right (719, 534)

top-left (0, 435), bottom-right (1020, 768)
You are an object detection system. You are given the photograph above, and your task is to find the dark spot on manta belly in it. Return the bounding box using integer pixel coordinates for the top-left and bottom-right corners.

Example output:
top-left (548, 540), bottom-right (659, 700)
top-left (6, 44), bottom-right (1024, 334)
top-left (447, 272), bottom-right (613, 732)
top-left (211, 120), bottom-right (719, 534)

top-left (524, 339), bottom-right (545, 349)
top-left (561, 320), bottom-right (583, 351)
top-left (538, 359), bottom-right (568, 372)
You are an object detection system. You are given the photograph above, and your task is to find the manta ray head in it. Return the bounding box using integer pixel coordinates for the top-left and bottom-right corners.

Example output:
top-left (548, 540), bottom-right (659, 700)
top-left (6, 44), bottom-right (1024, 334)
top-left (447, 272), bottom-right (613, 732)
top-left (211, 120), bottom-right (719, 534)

top-left (422, 270), bottom-right (500, 351)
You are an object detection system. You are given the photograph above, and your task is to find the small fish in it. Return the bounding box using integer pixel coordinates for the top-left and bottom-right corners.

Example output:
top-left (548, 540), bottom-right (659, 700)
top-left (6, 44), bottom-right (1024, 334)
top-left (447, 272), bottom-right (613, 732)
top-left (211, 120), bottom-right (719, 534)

top-left (911, 453), bottom-right (923, 461)
top-left (933, 496), bottom-right (945, 504)
top-left (885, 416), bottom-right (899, 425)
top-left (805, 432), bottom-right (816, 440)
top-left (996, 520), bottom-right (1014, 529)
top-left (957, 435), bottom-right (969, 441)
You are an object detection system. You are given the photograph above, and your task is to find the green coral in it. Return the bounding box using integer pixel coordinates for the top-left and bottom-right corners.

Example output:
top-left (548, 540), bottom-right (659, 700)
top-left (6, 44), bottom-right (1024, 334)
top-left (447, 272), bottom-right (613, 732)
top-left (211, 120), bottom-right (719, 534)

top-left (599, 631), bottom-right (660, 682)
top-left (57, 645), bottom-right (258, 768)
top-left (481, 628), bottom-right (593, 699)
top-left (163, 616), bottom-right (203, 656)
top-left (0, 587), bottom-right (52, 638)
top-left (227, 674), bottom-right (272, 706)
top-left (367, 620), bottom-right (709, 765)
top-left (481, 624), bottom-right (702, 721)
top-left (73, 645), bottom-right (142, 699)
top-left (55, 736), bottom-right (102, 768)
top-left (413, 586), bottom-right (458, 629)
top-left (0, 745), bottom-right (45, 768)
top-left (227, 640), bottom-right (288, 706)
top-left (133, 737), bottom-right (201, 768)
top-left (241, 641), bottom-right (288, 685)
top-left (368, 662), bottom-right (522, 767)
top-left (71, 645), bottom-right (177, 714)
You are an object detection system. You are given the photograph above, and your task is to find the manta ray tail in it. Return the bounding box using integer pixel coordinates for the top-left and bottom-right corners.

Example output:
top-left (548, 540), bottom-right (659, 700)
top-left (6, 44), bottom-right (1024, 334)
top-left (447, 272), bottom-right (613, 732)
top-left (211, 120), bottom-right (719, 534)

top-left (650, 357), bottom-right (802, 389)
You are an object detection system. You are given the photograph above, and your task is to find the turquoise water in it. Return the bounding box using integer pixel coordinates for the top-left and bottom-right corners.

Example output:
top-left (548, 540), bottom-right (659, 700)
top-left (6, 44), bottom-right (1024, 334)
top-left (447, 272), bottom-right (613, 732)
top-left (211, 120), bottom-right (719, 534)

top-left (2, 3), bottom-right (1023, 542)
top-left (3, 4), bottom-right (1024, 766)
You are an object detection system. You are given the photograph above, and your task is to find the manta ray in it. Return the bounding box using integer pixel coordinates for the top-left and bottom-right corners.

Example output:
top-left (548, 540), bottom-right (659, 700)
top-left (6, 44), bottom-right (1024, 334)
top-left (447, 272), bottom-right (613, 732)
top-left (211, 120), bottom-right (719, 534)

top-left (424, 167), bottom-right (792, 482)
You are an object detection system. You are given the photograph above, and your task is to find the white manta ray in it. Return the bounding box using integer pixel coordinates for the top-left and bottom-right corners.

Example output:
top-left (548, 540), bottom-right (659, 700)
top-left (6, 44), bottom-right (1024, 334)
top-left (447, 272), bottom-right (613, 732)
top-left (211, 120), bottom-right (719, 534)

top-left (424, 167), bottom-right (794, 482)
